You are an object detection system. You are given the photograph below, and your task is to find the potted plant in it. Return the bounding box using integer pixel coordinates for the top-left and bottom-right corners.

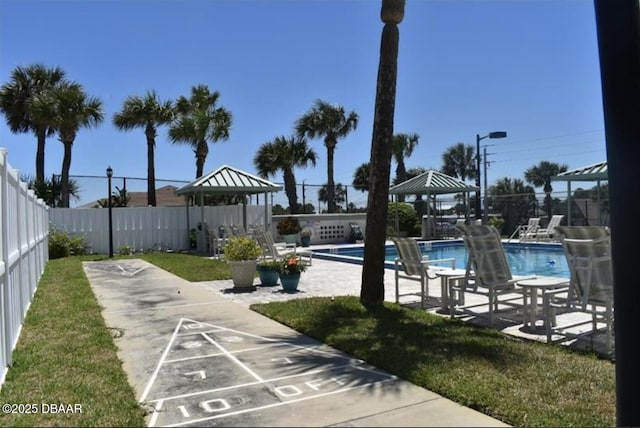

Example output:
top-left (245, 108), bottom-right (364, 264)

top-left (256, 258), bottom-right (281, 287)
top-left (276, 253), bottom-right (307, 292)
top-left (276, 216), bottom-right (301, 245)
top-left (223, 236), bottom-right (263, 288)
top-left (299, 227), bottom-right (312, 247)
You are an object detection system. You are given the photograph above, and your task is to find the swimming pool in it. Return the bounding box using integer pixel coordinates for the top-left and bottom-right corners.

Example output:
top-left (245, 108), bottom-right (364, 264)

top-left (313, 241), bottom-right (570, 278)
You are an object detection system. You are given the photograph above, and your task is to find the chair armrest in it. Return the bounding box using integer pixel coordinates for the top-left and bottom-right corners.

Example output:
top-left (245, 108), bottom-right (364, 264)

top-left (542, 286), bottom-right (571, 308)
top-left (427, 257), bottom-right (456, 269)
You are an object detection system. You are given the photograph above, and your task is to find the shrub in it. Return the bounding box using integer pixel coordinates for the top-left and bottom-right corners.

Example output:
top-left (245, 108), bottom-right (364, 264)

top-left (387, 202), bottom-right (418, 235)
top-left (276, 216), bottom-right (301, 235)
top-left (223, 236), bottom-right (263, 261)
top-left (257, 258), bottom-right (282, 270)
top-left (118, 245), bottom-right (134, 256)
top-left (48, 226), bottom-right (87, 259)
top-left (489, 216), bottom-right (505, 232)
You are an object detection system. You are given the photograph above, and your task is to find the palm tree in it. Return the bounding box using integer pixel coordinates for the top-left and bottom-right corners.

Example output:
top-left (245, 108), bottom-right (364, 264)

top-left (361, 0), bottom-right (405, 306)
top-left (23, 173), bottom-right (80, 207)
top-left (253, 135), bottom-right (317, 214)
top-left (318, 183), bottom-right (347, 212)
top-left (391, 132), bottom-right (419, 201)
top-left (169, 85), bottom-right (232, 178)
top-left (352, 162), bottom-right (371, 192)
top-left (489, 177), bottom-right (536, 234)
top-left (0, 64), bottom-right (67, 182)
top-left (113, 90), bottom-right (174, 206)
top-left (46, 81), bottom-right (104, 207)
top-left (524, 161), bottom-right (568, 221)
top-left (441, 142), bottom-right (476, 216)
top-left (295, 99), bottom-right (358, 213)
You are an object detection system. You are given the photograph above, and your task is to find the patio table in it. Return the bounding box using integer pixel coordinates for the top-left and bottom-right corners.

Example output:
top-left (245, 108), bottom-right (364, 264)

top-left (517, 276), bottom-right (570, 331)
top-left (434, 268), bottom-right (467, 312)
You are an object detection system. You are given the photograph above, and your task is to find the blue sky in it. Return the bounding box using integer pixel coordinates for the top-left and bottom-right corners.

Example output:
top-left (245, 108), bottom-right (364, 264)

top-left (0, 0), bottom-right (605, 208)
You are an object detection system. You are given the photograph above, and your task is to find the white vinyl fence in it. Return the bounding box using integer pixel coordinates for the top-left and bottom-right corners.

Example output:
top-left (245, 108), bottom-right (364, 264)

top-left (49, 204), bottom-right (271, 254)
top-left (0, 148), bottom-right (49, 388)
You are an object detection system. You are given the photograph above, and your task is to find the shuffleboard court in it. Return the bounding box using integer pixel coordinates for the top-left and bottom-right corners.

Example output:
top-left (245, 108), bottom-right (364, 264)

top-left (143, 318), bottom-right (396, 427)
top-left (83, 259), bottom-right (509, 427)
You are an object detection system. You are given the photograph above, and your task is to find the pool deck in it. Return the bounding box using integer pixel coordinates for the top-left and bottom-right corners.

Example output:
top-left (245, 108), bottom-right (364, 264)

top-left (197, 240), bottom-right (613, 359)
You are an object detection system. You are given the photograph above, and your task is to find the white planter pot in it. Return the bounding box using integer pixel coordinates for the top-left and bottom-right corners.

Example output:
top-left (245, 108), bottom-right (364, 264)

top-left (228, 260), bottom-right (257, 288)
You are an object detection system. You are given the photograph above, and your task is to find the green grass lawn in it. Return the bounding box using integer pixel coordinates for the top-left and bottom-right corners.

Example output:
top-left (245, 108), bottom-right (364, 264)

top-left (0, 252), bottom-right (615, 427)
top-left (0, 255), bottom-right (147, 427)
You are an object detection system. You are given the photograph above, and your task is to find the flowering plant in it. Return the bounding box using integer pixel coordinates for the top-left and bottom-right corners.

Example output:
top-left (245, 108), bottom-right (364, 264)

top-left (277, 253), bottom-right (307, 275)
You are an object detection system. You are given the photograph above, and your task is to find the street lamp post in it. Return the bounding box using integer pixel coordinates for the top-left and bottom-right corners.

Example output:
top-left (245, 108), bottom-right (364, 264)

top-left (475, 131), bottom-right (507, 221)
top-left (106, 166), bottom-right (114, 258)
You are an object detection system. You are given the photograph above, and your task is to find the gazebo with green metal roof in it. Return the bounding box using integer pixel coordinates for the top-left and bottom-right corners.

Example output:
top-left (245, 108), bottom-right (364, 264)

top-left (176, 165), bottom-right (283, 251)
top-left (551, 161), bottom-right (608, 226)
top-left (389, 169), bottom-right (479, 238)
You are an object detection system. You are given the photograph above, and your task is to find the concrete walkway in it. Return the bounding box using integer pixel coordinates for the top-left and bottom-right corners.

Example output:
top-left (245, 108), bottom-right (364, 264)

top-left (84, 258), bottom-right (510, 427)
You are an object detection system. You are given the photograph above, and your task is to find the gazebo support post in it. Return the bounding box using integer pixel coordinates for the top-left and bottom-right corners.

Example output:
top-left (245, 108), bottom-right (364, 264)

top-left (242, 196), bottom-right (247, 232)
top-left (263, 191), bottom-right (269, 231)
top-left (199, 191), bottom-right (205, 254)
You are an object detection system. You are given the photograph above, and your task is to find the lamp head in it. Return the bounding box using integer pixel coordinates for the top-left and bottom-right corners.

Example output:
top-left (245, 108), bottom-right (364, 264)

top-left (488, 131), bottom-right (507, 139)
top-left (106, 166), bottom-right (113, 178)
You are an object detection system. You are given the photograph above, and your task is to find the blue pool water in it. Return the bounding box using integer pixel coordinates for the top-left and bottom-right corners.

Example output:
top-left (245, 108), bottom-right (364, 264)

top-left (313, 241), bottom-right (569, 278)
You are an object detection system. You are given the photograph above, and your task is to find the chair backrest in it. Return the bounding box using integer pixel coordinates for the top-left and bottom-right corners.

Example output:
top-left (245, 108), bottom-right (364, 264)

top-left (254, 231), bottom-right (269, 256)
top-left (522, 217), bottom-right (541, 234)
top-left (391, 237), bottom-right (425, 276)
top-left (456, 224), bottom-right (513, 287)
top-left (555, 226), bottom-right (610, 240)
top-left (545, 215), bottom-right (564, 231)
top-left (255, 231), bottom-right (284, 259)
top-left (223, 225), bottom-right (235, 239)
top-left (561, 236), bottom-right (613, 307)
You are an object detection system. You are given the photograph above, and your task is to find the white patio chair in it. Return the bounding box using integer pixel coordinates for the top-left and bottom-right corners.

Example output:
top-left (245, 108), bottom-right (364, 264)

top-left (255, 230), bottom-right (313, 266)
top-left (391, 237), bottom-right (456, 309)
top-left (531, 215), bottom-right (565, 241)
top-left (543, 226), bottom-right (614, 353)
top-left (516, 217), bottom-right (541, 241)
top-left (450, 225), bottom-right (535, 327)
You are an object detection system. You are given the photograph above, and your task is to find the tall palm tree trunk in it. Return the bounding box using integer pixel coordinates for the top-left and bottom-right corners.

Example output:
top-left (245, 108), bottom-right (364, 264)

top-left (195, 140), bottom-right (208, 178)
top-left (283, 168), bottom-right (299, 214)
top-left (326, 144), bottom-right (336, 213)
top-left (36, 127), bottom-right (47, 183)
top-left (396, 159), bottom-right (407, 202)
top-left (60, 141), bottom-right (73, 208)
top-left (361, 0), bottom-right (404, 306)
top-left (146, 128), bottom-right (157, 206)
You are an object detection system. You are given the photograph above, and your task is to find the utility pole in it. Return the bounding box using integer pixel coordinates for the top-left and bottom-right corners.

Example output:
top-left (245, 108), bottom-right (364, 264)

top-left (302, 181), bottom-right (306, 213)
top-left (482, 145), bottom-right (494, 225)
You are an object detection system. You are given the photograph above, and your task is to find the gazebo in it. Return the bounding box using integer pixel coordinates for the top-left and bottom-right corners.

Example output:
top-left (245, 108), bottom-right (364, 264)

top-left (176, 165), bottom-right (282, 250)
top-left (389, 169), bottom-right (479, 238)
top-left (551, 161), bottom-right (608, 225)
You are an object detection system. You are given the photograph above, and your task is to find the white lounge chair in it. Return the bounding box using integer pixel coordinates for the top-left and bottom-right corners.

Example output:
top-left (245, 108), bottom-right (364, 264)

top-left (391, 237), bottom-right (456, 309)
top-left (531, 215), bottom-right (564, 241)
top-left (207, 227), bottom-right (226, 258)
top-left (255, 230), bottom-right (313, 266)
top-left (516, 217), bottom-right (541, 241)
top-left (543, 228), bottom-right (614, 353)
top-left (450, 224), bottom-right (535, 327)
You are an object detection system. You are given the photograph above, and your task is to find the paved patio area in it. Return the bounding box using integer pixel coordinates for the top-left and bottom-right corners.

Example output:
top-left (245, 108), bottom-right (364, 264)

top-left (195, 249), bottom-right (614, 359)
